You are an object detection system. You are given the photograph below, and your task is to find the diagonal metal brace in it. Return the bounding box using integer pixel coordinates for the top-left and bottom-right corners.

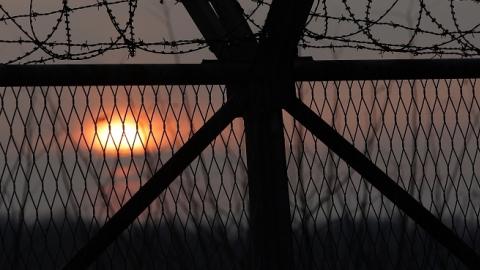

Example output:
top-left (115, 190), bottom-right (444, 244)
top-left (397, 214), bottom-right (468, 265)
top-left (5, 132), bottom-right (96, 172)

top-left (283, 97), bottom-right (480, 270)
top-left (63, 98), bottom-right (240, 270)
top-left (181, 0), bottom-right (256, 61)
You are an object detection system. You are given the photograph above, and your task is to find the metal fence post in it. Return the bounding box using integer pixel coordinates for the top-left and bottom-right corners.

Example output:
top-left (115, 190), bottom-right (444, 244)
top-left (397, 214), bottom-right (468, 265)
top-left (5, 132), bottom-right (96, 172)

top-left (243, 78), bottom-right (294, 270)
top-left (243, 1), bottom-right (313, 269)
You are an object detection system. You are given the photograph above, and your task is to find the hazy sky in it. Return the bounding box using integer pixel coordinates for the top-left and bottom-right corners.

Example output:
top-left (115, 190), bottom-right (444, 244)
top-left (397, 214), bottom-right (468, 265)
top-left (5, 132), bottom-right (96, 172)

top-left (1, 4), bottom-right (480, 268)
top-left (1, 0), bottom-right (479, 220)
top-left (1, 0), bottom-right (480, 64)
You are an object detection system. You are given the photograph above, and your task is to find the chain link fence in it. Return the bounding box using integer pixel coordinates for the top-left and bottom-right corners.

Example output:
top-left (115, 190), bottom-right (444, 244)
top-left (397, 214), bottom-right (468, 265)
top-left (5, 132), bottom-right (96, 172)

top-left (1, 72), bottom-right (480, 269)
top-left (287, 79), bottom-right (480, 269)
top-left (0, 84), bottom-right (249, 269)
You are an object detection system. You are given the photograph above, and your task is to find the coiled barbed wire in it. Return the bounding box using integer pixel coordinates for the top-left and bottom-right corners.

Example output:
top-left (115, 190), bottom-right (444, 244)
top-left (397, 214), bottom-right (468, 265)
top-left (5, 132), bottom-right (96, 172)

top-left (303, 0), bottom-right (480, 57)
top-left (0, 0), bottom-right (216, 63)
top-left (1, 0), bottom-right (480, 64)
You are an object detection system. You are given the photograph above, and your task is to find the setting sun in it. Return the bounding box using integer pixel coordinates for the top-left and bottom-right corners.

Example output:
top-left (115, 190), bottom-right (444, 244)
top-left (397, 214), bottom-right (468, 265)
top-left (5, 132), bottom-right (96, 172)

top-left (78, 105), bottom-right (194, 156)
top-left (95, 118), bottom-right (148, 155)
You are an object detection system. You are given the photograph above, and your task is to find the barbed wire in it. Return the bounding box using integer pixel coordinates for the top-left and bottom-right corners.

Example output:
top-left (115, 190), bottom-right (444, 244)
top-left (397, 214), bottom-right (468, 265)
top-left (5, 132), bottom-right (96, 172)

top-left (0, 0), bottom-right (216, 64)
top-left (1, 0), bottom-right (480, 64)
top-left (303, 0), bottom-right (480, 57)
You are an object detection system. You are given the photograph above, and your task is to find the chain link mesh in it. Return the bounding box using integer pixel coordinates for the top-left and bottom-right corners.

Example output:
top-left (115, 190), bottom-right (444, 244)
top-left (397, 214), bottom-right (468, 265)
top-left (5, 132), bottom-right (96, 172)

top-left (286, 79), bottom-right (480, 269)
top-left (0, 85), bottom-right (249, 269)
top-left (1, 78), bottom-right (480, 269)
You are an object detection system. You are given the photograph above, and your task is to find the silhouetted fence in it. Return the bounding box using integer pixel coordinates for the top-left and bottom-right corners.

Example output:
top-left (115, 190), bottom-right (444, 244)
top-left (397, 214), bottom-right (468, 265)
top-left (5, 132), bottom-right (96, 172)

top-left (1, 60), bottom-right (480, 269)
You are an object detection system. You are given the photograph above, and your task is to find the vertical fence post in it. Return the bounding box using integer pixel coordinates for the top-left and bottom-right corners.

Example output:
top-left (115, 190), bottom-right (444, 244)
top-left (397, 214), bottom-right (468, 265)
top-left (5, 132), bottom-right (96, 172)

top-left (243, 1), bottom-right (313, 269)
top-left (243, 78), bottom-right (294, 270)
top-left (183, 1), bottom-right (313, 268)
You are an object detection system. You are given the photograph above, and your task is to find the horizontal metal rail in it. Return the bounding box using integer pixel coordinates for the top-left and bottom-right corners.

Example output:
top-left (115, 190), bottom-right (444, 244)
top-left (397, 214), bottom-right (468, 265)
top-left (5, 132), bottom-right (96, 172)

top-left (0, 63), bottom-right (247, 86)
top-left (294, 58), bottom-right (480, 81)
top-left (2, 58), bottom-right (480, 86)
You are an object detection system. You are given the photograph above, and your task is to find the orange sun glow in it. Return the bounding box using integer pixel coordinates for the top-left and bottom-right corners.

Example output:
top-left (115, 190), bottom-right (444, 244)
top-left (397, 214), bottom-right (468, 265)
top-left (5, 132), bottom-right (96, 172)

top-left (80, 108), bottom-right (194, 156)
top-left (94, 117), bottom-right (149, 155)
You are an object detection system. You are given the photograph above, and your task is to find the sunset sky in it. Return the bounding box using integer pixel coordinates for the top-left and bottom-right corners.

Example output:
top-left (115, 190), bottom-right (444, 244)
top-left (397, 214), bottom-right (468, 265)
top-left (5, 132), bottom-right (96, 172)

top-left (1, 0), bottom-right (480, 221)
top-left (2, 2), bottom-right (480, 269)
